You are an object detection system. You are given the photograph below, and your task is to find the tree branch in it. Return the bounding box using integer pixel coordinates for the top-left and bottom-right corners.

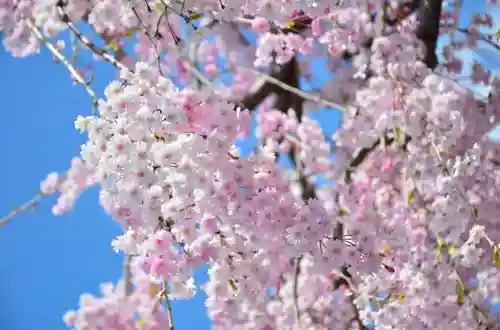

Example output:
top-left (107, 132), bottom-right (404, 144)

top-left (0, 192), bottom-right (43, 226)
top-left (123, 254), bottom-right (132, 296)
top-left (456, 27), bottom-right (500, 51)
top-left (415, 0), bottom-right (443, 69)
top-left (292, 256), bottom-right (303, 327)
top-left (242, 64), bottom-right (346, 112)
top-left (163, 281), bottom-right (175, 330)
top-left (56, 5), bottom-right (130, 71)
top-left (239, 61), bottom-right (295, 111)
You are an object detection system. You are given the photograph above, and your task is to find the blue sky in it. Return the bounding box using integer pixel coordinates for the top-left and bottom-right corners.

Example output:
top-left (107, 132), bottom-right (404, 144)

top-left (0, 1), bottom-right (498, 330)
top-left (441, 0), bottom-right (500, 138)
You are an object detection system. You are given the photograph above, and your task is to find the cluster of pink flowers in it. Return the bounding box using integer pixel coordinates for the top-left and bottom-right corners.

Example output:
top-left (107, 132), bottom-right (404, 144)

top-left (3, 0), bottom-right (500, 329)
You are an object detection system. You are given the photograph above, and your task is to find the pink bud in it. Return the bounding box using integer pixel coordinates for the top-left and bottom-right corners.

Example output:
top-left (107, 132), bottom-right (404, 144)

top-left (355, 182), bottom-right (369, 193)
top-left (150, 257), bottom-right (170, 278)
top-left (283, 118), bottom-right (298, 132)
top-left (311, 18), bottom-right (322, 37)
top-left (138, 256), bottom-right (152, 273)
top-left (41, 172), bottom-right (59, 194)
top-left (153, 230), bottom-right (172, 249)
top-left (290, 9), bottom-right (300, 19)
top-left (381, 158), bottom-right (393, 172)
top-left (411, 227), bottom-right (428, 245)
top-left (201, 215), bottom-right (217, 232)
top-left (251, 18), bottom-right (269, 35)
top-left (204, 63), bottom-right (218, 76)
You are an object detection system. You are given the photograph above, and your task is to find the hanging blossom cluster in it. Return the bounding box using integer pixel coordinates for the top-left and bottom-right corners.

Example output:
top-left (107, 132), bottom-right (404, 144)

top-left (3, 0), bottom-right (500, 329)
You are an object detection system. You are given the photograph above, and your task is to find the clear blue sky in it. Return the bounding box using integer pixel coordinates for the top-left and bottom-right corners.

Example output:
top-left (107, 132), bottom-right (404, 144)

top-left (0, 1), bottom-right (497, 330)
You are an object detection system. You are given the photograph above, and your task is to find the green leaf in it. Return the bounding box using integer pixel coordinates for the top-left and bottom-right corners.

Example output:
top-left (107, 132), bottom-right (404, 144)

top-left (407, 190), bottom-right (414, 205)
top-left (439, 151), bottom-right (449, 158)
top-left (229, 279), bottom-right (238, 292)
top-left (106, 40), bottom-right (120, 51)
top-left (473, 207), bottom-right (478, 218)
top-left (149, 283), bottom-right (161, 297)
top-left (342, 94), bottom-right (349, 104)
top-left (126, 28), bottom-right (139, 39)
top-left (155, 0), bottom-right (166, 12)
top-left (447, 244), bottom-right (457, 255)
top-left (395, 127), bottom-right (402, 141)
top-left (187, 12), bottom-right (204, 21)
top-left (338, 208), bottom-right (348, 216)
top-left (435, 236), bottom-right (445, 263)
top-left (436, 236), bottom-right (446, 248)
top-left (493, 245), bottom-right (500, 267)
top-left (456, 280), bottom-right (464, 305)
top-left (379, 245), bottom-right (391, 256)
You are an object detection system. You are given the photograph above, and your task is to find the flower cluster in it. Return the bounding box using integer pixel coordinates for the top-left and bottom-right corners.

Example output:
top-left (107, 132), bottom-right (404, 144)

top-left (1, 0), bottom-right (500, 329)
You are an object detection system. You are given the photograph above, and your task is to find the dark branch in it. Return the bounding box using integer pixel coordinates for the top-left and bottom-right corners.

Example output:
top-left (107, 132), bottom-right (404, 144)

top-left (415, 0), bottom-right (443, 69)
top-left (456, 28), bottom-right (500, 51)
top-left (238, 1), bottom-right (423, 112)
top-left (239, 60), bottom-right (296, 111)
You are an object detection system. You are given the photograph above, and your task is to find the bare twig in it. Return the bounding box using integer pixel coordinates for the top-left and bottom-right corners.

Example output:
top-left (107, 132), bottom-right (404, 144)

top-left (129, 4), bottom-right (166, 76)
top-left (163, 281), bottom-right (175, 330)
top-left (0, 192), bottom-right (43, 226)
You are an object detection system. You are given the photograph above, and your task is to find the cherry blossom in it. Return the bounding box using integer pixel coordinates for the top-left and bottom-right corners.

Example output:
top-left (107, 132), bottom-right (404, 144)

top-left (1, 0), bottom-right (500, 329)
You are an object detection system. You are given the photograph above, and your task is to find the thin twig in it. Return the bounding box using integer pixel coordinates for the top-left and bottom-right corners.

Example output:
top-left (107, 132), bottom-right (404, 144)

top-left (163, 281), bottom-right (175, 330)
top-left (26, 20), bottom-right (98, 110)
top-left (456, 27), bottom-right (500, 51)
top-left (348, 295), bottom-right (369, 330)
top-left (145, 281), bottom-right (175, 329)
top-left (130, 4), bottom-right (166, 76)
top-left (0, 192), bottom-right (43, 226)
top-left (56, 6), bottom-right (130, 72)
top-left (246, 67), bottom-right (346, 111)
top-left (123, 254), bottom-right (133, 296)
top-left (182, 60), bottom-right (213, 85)
top-left (150, 282), bottom-right (174, 329)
